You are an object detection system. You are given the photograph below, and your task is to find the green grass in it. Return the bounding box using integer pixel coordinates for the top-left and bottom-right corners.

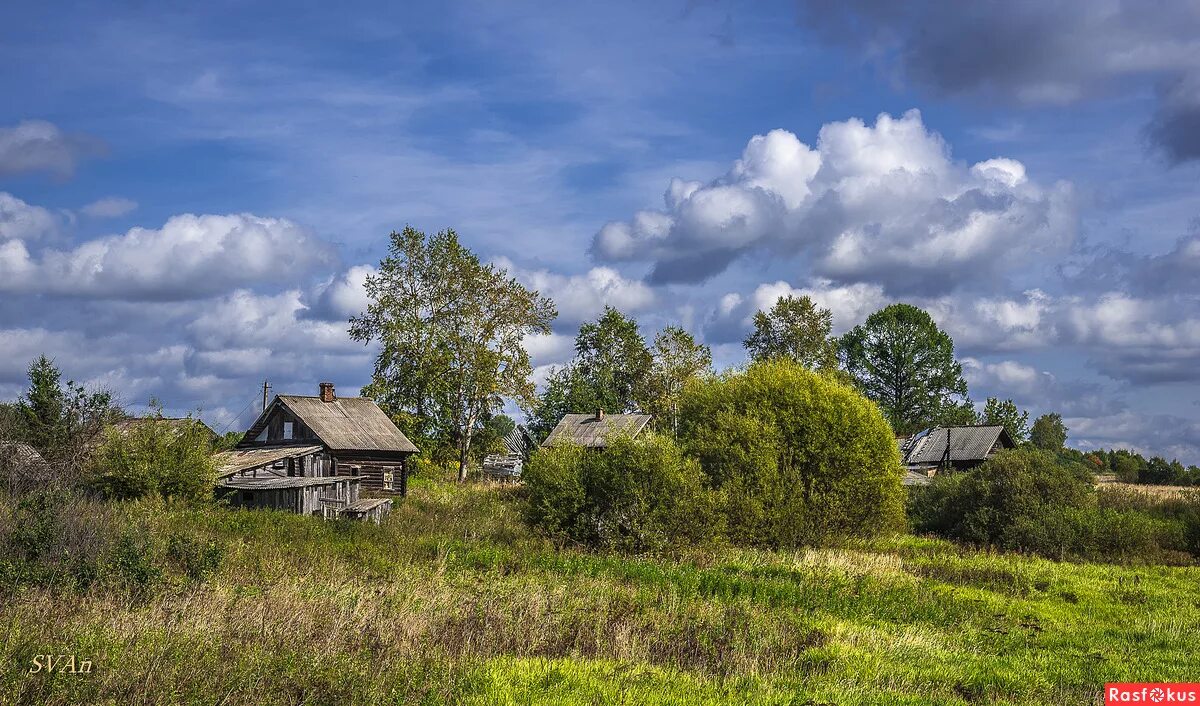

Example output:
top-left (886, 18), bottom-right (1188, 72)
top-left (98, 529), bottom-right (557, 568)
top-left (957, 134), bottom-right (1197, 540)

top-left (2, 479), bottom-right (1198, 705)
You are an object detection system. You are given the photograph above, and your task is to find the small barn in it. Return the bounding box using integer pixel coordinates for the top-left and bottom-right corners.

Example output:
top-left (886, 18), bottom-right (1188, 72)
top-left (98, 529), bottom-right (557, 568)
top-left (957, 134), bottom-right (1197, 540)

top-left (541, 410), bottom-right (652, 449)
top-left (237, 383), bottom-right (418, 495)
top-left (900, 425), bottom-right (1016, 483)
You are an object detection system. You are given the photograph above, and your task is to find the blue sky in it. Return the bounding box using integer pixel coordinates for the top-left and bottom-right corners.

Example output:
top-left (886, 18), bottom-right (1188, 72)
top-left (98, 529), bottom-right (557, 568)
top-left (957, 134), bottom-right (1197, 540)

top-left (2, 1), bottom-right (1199, 461)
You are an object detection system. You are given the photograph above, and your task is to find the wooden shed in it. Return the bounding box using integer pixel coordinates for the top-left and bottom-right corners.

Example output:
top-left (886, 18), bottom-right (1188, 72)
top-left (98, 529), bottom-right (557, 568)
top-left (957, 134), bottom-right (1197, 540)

top-left (541, 410), bottom-right (652, 449)
top-left (237, 383), bottom-right (418, 495)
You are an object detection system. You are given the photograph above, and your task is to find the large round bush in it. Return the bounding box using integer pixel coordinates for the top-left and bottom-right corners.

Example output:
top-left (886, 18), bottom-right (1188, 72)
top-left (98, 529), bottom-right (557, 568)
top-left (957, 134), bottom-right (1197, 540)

top-left (677, 358), bottom-right (905, 547)
top-left (522, 433), bottom-right (721, 551)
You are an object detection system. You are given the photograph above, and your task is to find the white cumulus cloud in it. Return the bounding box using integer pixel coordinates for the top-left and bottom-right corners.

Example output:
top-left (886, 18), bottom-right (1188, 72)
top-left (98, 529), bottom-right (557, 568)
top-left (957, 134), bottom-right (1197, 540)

top-left (593, 110), bottom-right (1076, 292)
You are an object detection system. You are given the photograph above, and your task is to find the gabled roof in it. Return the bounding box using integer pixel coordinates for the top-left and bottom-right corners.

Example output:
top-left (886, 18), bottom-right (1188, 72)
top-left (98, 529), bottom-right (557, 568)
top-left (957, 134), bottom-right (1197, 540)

top-left (213, 444), bottom-right (324, 478)
top-left (902, 425), bottom-right (1014, 466)
top-left (541, 413), bottom-right (652, 448)
top-left (242, 395), bottom-right (418, 454)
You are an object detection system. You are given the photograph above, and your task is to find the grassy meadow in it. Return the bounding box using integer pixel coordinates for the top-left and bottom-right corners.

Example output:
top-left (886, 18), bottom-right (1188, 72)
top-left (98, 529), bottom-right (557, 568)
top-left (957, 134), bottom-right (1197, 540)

top-left (3, 479), bottom-right (1198, 705)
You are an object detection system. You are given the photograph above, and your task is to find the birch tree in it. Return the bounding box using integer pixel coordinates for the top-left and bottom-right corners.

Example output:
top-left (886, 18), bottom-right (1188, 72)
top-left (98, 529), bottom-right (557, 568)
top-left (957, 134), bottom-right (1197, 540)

top-left (350, 227), bottom-right (556, 481)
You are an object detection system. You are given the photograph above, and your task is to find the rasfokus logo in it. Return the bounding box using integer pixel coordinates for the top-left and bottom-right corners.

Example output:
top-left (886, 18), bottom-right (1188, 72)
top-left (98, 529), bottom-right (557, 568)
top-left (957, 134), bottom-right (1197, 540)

top-left (1106, 684), bottom-right (1200, 704)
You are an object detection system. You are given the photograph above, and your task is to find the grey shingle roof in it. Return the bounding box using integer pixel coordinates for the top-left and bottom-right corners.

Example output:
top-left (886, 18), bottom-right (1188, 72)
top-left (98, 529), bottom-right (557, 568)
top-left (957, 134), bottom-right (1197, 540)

top-left (213, 444), bottom-right (324, 478)
top-left (541, 413), bottom-right (652, 448)
top-left (220, 475), bottom-right (360, 490)
top-left (275, 395), bottom-right (418, 453)
top-left (902, 425), bottom-right (1014, 466)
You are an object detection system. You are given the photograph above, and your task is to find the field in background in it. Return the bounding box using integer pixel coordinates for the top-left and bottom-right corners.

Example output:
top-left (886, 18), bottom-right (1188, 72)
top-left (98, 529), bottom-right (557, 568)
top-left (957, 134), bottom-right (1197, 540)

top-left (3, 480), bottom-right (1198, 706)
top-left (1100, 482), bottom-right (1197, 500)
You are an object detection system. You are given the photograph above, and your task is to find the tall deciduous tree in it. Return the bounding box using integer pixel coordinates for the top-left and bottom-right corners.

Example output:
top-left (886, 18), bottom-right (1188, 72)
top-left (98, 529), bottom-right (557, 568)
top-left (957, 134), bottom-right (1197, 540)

top-left (981, 397), bottom-right (1031, 443)
top-left (575, 306), bottom-right (653, 409)
top-left (640, 326), bottom-right (712, 435)
top-left (350, 227), bottom-right (556, 481)
top-left (525, 307), bottom-right (652, 441)
top-left (743, 295), bottom-right (838, 369)
top-left (1030, 413), bottom-right (1068, 451)
top-left (840, 304), bottom-right (970, 434)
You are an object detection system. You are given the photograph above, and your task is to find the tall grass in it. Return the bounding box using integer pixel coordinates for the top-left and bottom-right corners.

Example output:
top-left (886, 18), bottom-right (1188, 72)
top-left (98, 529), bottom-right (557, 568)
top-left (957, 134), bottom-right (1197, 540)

top-left (3, 480), bottom-right (1198, 705)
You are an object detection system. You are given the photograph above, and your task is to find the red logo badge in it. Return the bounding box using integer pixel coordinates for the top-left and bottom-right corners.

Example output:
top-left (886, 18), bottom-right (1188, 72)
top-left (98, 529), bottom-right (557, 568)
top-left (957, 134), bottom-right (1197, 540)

top-left (1106, 684), bottom-right (1200, 704)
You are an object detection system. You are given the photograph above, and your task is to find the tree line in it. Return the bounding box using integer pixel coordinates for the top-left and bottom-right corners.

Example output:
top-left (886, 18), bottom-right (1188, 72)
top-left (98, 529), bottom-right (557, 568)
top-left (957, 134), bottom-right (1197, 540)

top-left (350, 227), bottom-right (1197, 480)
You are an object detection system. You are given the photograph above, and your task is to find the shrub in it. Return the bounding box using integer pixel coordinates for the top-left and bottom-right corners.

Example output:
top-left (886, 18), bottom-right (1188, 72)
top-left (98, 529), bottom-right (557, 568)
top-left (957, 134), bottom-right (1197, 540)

top-left (910, 448), bottom-right (1197, 564)
top-left (523, 433), bottom-right (721, 551)
top-left (909, 448), bottom-right (1092, 545)
top-left (678, 359), bottom-right (905, 547)
top-left (87, 411), bottom-right (217, 501)
top-left (107, 531), bottom-right (163, 590)
top-left (166, 531), bottom-right (225, 582)
top-left (8, 490), bottom-right (62, 561)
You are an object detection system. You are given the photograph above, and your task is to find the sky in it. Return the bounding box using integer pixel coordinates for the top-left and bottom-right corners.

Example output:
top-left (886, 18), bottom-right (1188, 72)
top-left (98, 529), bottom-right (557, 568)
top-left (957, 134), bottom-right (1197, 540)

top-left (1, 0), bottom-right (1199, 462)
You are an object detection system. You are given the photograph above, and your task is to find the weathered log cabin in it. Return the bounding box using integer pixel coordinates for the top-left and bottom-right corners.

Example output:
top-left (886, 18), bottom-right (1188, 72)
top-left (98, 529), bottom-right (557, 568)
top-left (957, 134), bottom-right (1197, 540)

top-left (235, 382), bottom-right (418, 495)
top-left (541, 409), bottom-right (652, 448)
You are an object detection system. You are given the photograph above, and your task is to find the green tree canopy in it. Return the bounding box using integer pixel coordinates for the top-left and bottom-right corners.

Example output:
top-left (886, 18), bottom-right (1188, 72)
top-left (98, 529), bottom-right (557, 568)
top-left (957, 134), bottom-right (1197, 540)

top-left (525, 307), bottom-right (651, 440)
top-left (839, 303), bottom-right (970, 435)
top-left (743, 295), bottom-right (838, 369)
top-left (350, 227), bottom-right (556, 481)
top-left (523, 433), bottom-right (720, 551)
top-left (14, 355), bottom-right (116, 483)
top-left (639, 326), bottom-right (712, 435)
top-left (88, 405), bottom-right (217, 502)
top-left (574, 306), bottom-right (653, 410)
top-left (981, 397), bottom-right (1031, 443)
top-left (1030, 413), bottom-right (1068, 451)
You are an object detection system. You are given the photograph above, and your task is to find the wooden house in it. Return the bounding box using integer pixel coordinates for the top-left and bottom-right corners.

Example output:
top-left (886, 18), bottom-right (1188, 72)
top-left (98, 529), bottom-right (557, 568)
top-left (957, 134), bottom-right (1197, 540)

top-left (236, 382), bottom-right (418, 495)
top-left (541, 409), bottom-right (652, 449)
top-left (899, 425), bottom-right (1015, 483)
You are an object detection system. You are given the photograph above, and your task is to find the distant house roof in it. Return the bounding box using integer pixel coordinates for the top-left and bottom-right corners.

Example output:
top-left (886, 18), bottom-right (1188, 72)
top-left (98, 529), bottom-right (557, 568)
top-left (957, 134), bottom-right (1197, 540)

top-left (0, 442), bottom-right (52, 483)
top-left (901, 425), bottom-right (1015, 467)
top-left (902, 470), bottom-right (934, 486)
top-left (110, 417), bottom-right (218, 442)
top-left (213, 444), bottom-right (324, 478)
top-left (541, 413), bottom-right (653, 448)
top-left (243, 395), bottom-right (418, 454)
top-left (502, 426), bottom-right (530, 456)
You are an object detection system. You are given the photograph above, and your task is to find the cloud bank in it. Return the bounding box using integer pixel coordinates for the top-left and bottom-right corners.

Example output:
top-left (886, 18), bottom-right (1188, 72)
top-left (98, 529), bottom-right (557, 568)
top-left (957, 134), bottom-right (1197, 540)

top-left (593, 111), bottom-right (1074, 291)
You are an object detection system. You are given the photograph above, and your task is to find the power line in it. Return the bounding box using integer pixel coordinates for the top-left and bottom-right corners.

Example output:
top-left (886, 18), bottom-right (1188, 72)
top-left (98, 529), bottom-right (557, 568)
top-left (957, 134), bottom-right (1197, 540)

top-left (216, 393), bottom-right (260, 435)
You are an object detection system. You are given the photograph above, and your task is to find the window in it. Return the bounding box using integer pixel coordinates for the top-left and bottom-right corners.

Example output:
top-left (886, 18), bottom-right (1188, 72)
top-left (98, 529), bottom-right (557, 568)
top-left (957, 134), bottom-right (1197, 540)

top-left (383, 469), bottom-right (394, 491)
top-left (283, 421), bottom-right (294, 440)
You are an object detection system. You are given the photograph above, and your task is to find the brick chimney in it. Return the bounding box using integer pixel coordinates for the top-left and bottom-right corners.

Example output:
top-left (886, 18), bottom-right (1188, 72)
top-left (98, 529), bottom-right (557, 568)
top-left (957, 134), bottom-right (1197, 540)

top-left (595, 408), bottom-right (604, 421)
top-left (319, 382), bottom-right (335, 403)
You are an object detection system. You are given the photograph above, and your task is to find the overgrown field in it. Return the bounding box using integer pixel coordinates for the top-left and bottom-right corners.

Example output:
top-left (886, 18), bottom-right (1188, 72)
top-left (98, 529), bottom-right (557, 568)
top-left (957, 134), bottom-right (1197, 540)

top-left (3, 481), bottom-right (1198, 705)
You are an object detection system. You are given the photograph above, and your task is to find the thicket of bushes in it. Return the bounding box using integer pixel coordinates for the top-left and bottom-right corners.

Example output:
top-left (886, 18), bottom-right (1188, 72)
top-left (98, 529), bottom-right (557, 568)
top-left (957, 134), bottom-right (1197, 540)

top-left (909, 448), bottom-right (1200, 564)
top-left (86, 412), bottom-right (217, 501)
top-left (0, 490), bottom-right (225, 591)
top-left (524, 434), bottom-right (721, 550)
top-left (524, 360), bottom-right (905, 551)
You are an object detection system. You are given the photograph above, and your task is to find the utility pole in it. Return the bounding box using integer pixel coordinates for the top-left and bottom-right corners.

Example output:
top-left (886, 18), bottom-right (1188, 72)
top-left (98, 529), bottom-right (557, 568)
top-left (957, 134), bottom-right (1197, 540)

top-left (262, 380), bottom-right (270, 412)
